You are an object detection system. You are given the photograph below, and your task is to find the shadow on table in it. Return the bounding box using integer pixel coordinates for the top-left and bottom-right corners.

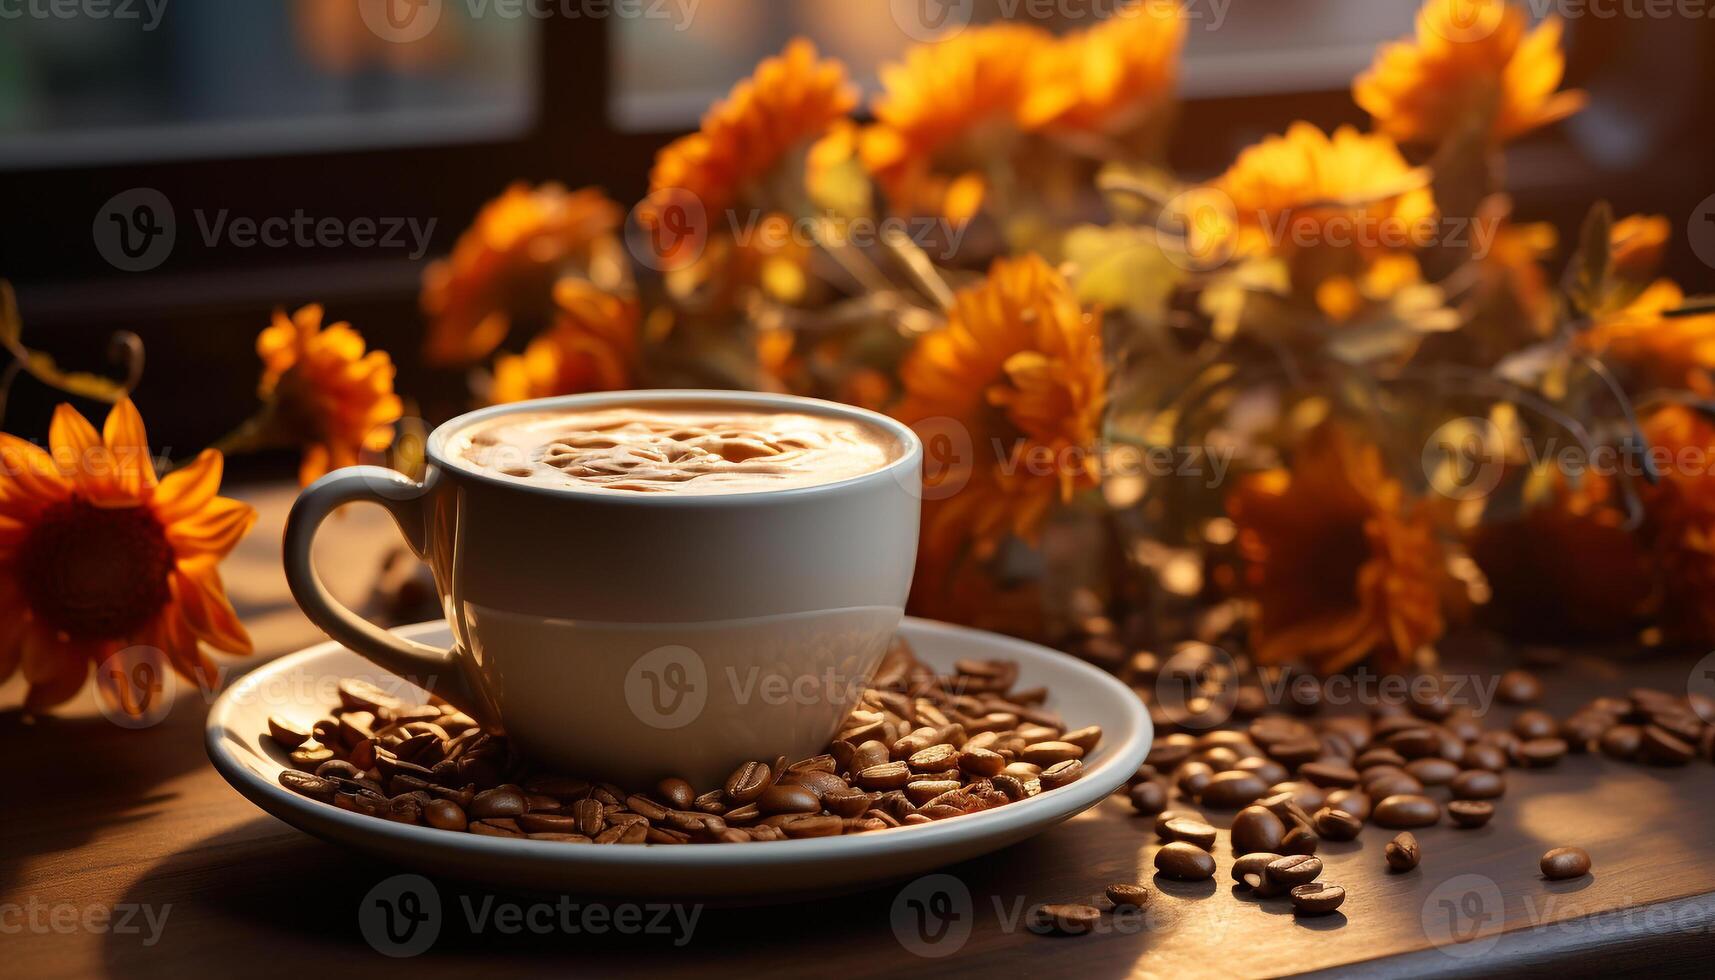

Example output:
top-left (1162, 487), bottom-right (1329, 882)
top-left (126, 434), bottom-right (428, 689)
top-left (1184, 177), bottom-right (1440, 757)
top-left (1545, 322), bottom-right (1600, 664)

top-left (108, 816), bottom-right (1153, 979)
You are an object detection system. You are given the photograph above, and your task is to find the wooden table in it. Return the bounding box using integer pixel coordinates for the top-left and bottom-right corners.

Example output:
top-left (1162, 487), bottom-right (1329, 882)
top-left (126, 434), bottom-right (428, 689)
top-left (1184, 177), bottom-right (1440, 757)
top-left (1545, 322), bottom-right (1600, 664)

top-left (6, 484), bottom-right (1715, 978)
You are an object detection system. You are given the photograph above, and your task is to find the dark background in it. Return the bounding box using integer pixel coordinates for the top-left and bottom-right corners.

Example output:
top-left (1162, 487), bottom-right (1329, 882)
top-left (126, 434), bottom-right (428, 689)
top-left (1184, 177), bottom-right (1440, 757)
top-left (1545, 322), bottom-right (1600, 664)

top-left (1, 0), bottom-right (1710, 478)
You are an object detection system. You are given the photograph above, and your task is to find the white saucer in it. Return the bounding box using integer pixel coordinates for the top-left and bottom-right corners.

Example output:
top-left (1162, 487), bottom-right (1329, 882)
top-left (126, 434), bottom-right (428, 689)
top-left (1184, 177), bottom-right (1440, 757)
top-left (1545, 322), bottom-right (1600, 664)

top-left (206, 617), bottom-right (1151, 900)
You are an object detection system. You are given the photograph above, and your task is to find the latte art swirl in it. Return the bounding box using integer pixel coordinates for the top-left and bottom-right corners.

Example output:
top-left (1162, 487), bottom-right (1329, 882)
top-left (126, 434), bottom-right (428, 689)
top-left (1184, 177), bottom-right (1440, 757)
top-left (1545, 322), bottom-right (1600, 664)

top-left (451, 406), bottom-right (900, 494)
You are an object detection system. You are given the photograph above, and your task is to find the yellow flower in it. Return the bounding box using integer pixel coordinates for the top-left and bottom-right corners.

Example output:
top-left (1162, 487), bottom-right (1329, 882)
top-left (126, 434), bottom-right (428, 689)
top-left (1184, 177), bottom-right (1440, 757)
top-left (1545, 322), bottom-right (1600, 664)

top-left (1355, 0), bottom-right (1585, 145)
top-left (257, 304), bottom-right (404, 486)
top-left (0, 398), bottom-right (255, 713)
top-left (1021, 0), bottom-right (1185, 138)
top-left (862, 24), bottom-right (1052, 220)
top-left (1209, 122), bottom-right (1436, 316)
top-left (490, 280), bottom-right (640, 404)
top-left (1227, 421), bottom-right (1447, 674)
top-left (422, 183), bottom-right (624, 365)
top-left (1610, 213), bottom-right (1670, 284)
top-left (895, 256), bottom-right (1106, 580)
top-left (1577, 280), bottom-right (1715, 397)
top-left (645, 39), bottom-right (855, 224)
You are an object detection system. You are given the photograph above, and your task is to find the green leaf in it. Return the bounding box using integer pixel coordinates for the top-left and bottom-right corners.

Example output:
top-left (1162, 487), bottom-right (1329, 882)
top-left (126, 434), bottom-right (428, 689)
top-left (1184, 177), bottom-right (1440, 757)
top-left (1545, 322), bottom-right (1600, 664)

top-left (1063, 224), bottom-right (1182, 319)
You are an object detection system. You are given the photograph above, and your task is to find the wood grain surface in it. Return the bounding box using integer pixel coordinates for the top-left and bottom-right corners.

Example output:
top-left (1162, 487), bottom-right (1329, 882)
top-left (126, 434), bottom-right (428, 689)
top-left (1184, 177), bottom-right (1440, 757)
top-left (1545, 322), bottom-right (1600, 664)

top-left (5, 485), bottom-right (1715, 978)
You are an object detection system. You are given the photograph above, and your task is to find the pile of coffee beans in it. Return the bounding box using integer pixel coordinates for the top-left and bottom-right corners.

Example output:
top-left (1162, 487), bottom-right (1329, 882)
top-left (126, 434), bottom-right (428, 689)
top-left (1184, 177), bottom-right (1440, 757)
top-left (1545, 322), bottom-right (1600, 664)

top-left (1109, 666), bottom-right (1692, 913)
top-left (270, 640), bottom-right (1100, 843)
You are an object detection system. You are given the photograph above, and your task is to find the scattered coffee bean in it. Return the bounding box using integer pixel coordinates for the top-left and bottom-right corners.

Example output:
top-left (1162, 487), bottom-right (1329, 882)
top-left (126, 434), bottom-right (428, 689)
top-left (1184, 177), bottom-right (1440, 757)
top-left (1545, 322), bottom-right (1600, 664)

top-left (1512, 738), bottom-right (1568, 768)
top-left (1497, 670), bottom-right (1543, 705)
top-left (1155, 842), bottom-right (1217, 880)
top-left (1129, 781), bottom-right (1167, 815)
top-left (1105, 883), bottom-right (1150, 910)
top-left (1541, 846), bottom-right (1591, 880)
top-left (278, 770), bottom-right (336, 799)
top-left (1513, 710), bottom-right (1559, 740)
top-left (1160, 817), bottom-right (1218, 850)
top-left (1450, 769), bottom-right (1506, 800)
top-left (1600, 724), bottom-right (1642, 760)
top-left (1279, 826), bottom-right (1320, 855)
top-left (1040, 759), bottom-right (1084, 790)
top-left (1404, 758), bottom-right (1459, 786)
top-left (1323, 789), bottom-right (1372, 821)
top-left (1265, 854), bottom-right (1322, 888)
top-left (1447, 800), bottom-right (1494, 828)
top-left (1230, 805), bottom-right (1286, 855)
top-left (1200, 770), bottom-right (1268, 809)
top-left (424, 799), bottom-right (468, 831)
top-left (1290, 882), bottom-right (1346, 916)
top-left (267, 716), bottom-right (311, 749)
top-left (1037, 903), bottom-right (1103, 935)
top-left (1231, 852), bottom-right (1281, 885)
top-left (1641, 725), bottom-right (1695, 766)
top-left (1461, 743), bottom-right (1508, 773)
top-left (1299, 762), bottom-right (1360, 789)
top-left (1384, 832), bottom-right (1420, 872)
top-left (1313, 806), bottom-right (1364, 842)
top-left (1372, 794), bottom-right (1440, 829)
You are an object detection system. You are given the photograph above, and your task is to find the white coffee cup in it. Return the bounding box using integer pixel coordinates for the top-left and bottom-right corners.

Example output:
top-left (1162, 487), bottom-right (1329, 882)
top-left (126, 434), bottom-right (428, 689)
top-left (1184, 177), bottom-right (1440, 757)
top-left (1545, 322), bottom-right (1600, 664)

top-left (283, 390), bottom-right (922, 788)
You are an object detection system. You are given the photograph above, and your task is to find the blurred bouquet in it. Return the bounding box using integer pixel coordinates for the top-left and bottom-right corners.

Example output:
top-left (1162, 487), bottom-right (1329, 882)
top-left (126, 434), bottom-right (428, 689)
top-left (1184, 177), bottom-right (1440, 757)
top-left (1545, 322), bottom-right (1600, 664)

top-left (11, 0), bottom-right (1714, 720)
top-left (416, 0), bottom-right (1715, 677)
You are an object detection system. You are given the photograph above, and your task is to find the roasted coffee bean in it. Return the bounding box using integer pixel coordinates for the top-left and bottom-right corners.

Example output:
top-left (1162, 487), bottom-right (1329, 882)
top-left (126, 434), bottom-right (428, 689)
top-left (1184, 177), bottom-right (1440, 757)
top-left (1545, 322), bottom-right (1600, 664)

top-left (470, 787), bottom-right (526, 819)
top-left (1267, 738), bottom-right (1324, 770)
top-left (1147, 734), bottom-right (1196, 770)
top-left (1021, 741), bottom-right (1084, 767)
top-left (1231, 805), bottom-right (1286, 855)
top-left (424, 799), bottom-right (468, 831)
top-left (315, 759), bottom-right (362, 781)
top-left (1299, 762), bottom-right (1360, 789)
top-left (1279, 826), bottom-right (1319, 855)
top-left (1289, 882), bottom-right (1345, 917)
top-left (1384, 832), bottom-right (1420, 872)
top-left (1233, 757), bottom-right (1288, 786)
top-left (1154, 809), bottom-right (1202, 834)
top-left (1447, 800), bottom-right (1494, 828)
top-left (1385, 728), bottom-right (1439, 759)
top-left (1160, 817), bottom-right (1218, 850)
top-left (1450, 769), bottom-right (1506, 800)
top-left (1105, 883), bottom-right (1150, 910)
top-left (856, 761), bottom-right (913, 790)
top-left (1373, 794), bottom-right (1440, 829)
top-left (1404, 758), bottom-right (1459, 786)
top-left (1200, 771), bottom-right (1268, 809)
top-left (758, 783), bottom-right (821, 815)
top-left (994, 774), bottom-right (1029, 802)
top-left (1541, 846), bottom-right (1591, 880)
top-left (1231, 852), bottom-right (1281, 886)
top-left (1037, 903), bottom-right (1103, 935)
top-left (268, 715), bottom-right (311, 749)
top-left (1363, 772), bottom-right (1424, 800)
top-left (1265, 854), bottom-right (1322, 888)
top-left (1267, 781), bottom-right (1326, 814)
top-left (1600, 724), bottom-right (1643, 760)
top-left (1355, 747), bottom-right (1407, 771)
top-left (724, 762), bottom-right (773, 804)
top-left (1323, 789), bottom-right (1372, 821)
top-left (1128, 781), bottom-right (1167, 815)
top-left (289, 740), bottom-right (335, 770)
top-left (279, 770), bottom-right (337, 799)
top-left (958, 746), bottom-right (1006, 777)
top-left (782, 815), bottom-right (844, 839)
top-left (1062, 726), bottom-right (1103, 752)
top-left (909, 743), bottom-right (960, 771)
top-left (1512, 738), bottom-right (1568, 768)
top-left (906, 780), bottom-right (964, 806)
top-left (1560, 712), bottom-right (1612, 750)
top-left (1512, 710), bottom-right (1559, 740)
top-left (656, 778), bottom-right (695, 810)
top-left (1641, 725), bottom-right (1696, 766)
top-left (1462, 743), bottom-right (1508, 773)
top-left (1312, 806), bottom-right (1363, 842)
top-left (471, 818), bottom-right (524, 838)
top-left (1174, 761), bottom-right (1215, 798)
top-left (1497, 669), bottom-right (1543, 705)
top-left (518, 813), bottom-right (578, 834)
top-left (1155, 842), bottom-right (1217, 880)
top-left (1041, 760), bottom-right (1084, 790)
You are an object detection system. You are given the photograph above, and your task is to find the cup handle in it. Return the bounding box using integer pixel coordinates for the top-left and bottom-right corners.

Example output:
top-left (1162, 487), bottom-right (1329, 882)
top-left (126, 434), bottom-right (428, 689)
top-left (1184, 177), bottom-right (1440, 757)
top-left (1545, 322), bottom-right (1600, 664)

top-left (283, 466), bottom-right (471, 707)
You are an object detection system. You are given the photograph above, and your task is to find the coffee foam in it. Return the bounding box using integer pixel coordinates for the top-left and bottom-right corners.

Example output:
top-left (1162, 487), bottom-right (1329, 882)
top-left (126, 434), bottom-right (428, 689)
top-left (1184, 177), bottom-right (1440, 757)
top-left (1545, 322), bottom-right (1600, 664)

top-left (449, 405), bottom-right (901, 495)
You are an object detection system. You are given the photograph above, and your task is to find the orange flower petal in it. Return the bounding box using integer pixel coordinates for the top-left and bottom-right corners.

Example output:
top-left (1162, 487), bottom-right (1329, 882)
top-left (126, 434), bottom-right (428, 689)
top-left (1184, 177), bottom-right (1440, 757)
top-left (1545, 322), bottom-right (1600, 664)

top-left (0, 432), bottom-right (71, 510)
top-left (48, 403), bottom-right (116, 499)
top-left (101, 397), bottom-right (159, 497)
top-left (153, 450), bottom-right (225, 526)
top-left (165, 496), bottom-right (258, 559)
top-left (171, 561), bottom-right (253, 656)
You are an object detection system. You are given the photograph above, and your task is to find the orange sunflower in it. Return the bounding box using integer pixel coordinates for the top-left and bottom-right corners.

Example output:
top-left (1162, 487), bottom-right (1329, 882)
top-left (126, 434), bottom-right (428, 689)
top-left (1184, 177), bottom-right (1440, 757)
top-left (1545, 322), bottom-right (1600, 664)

top-left (894, 255), bottom-right (1106, 596)
top-left (1468, 471), bottom-right (1650, 641)
top-left (1609, 213), bottom-right (1670, 284)
top-left (257, 304), bottom-right (404, 486)
top-left (422, 183), bottom-right (624, 365)
top-left (490, 280), bottom-right (640, 404)
top-left (0, 398), bottom-right (254, 713)
top-left (1022, 0), bottom-right (1185, 141)
top-left (644, 39), bottom-right (856, 225)
top-left (1208, 122), bottom-right (1437, 317)
top-left (1227, 421), bottom-right (1447, 674)
top-left (1641, 404), bottom-right (1715, 642)
top-left (862, 24), bottom-right (1051, 221)
top-left (1355, 0), bottom-right (1585, 146)
top-left (1577, 280), bottom-right (1715, 397)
